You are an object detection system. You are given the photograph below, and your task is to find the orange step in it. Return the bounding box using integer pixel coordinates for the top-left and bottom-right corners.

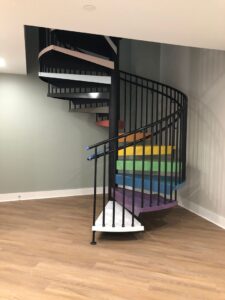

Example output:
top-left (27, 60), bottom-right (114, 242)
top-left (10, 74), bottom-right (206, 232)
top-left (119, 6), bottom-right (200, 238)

top-left (96, 120), bottom-right (125, 129)
top-left (118, 131), bottom-right (151, 143)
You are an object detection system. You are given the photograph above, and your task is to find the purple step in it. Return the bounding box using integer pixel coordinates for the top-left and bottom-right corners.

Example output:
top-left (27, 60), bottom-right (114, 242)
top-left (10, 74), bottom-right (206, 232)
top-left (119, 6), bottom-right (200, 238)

top-left (114, 188), bottom-right (177, 216)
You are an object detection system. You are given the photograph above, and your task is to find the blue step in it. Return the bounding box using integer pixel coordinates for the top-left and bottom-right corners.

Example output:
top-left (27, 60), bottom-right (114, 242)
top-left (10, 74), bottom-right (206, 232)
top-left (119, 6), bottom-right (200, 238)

top-left (115, 174), bottom-right (179, 194)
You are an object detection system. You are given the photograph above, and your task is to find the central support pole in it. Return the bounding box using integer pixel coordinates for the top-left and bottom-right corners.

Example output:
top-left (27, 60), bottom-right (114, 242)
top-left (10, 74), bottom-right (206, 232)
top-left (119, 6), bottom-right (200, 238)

top-left (108, 41), bottom-right (120, 200)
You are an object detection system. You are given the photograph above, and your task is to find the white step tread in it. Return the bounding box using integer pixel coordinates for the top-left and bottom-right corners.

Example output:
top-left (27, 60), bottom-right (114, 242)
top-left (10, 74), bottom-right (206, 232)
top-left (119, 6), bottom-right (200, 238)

top-left (39, 72), bottom-right (111, 85)
top-left (70, 106), bottom-right (109, 114)
top-left (92, 201), bottom-right (144, 233)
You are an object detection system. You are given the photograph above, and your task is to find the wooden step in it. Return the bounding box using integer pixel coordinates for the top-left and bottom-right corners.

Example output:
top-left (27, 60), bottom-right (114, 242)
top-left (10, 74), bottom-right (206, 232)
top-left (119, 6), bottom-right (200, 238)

top-left (118, 145), bottom-right (175, 156)
top-left (115, 174), bottom-right (179, 194)
top-left (116, 160), bottom-right (181, 173)
top-left (115, 188), bottom-right (177, 216)
top-left (118, 132), bottom-right (151, 143)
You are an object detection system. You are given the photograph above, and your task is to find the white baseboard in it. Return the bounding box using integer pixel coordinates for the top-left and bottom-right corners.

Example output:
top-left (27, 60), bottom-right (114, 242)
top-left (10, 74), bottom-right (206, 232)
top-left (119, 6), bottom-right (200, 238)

top-left (0, 187), bottom-right (105, 203)
top-left (178, 197), bottom-right (225, 230)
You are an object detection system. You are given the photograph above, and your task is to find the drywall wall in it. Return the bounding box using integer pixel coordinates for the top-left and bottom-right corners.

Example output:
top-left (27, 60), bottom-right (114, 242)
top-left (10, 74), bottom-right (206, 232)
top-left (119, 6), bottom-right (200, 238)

top-left (120, 39), bottom-right (160, 81)
top-left (130, 40), bottom-right (160, 81)
top-left (160, 44), bottom-right (225, 226)
top-left (0, 73), bottom-right (108, 194)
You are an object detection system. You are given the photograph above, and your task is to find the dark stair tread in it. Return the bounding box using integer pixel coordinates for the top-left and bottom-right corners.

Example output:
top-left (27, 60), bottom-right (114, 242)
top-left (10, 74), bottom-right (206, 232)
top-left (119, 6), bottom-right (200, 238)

top-left (52, 30), bottom-right (118, 60)
top-left (48, 92), bottom-right (110, 100)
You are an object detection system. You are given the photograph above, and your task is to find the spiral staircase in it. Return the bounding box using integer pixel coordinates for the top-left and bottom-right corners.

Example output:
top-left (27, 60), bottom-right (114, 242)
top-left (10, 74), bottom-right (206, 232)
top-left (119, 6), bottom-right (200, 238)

top-left (38, 28), bottom-right (188, 245)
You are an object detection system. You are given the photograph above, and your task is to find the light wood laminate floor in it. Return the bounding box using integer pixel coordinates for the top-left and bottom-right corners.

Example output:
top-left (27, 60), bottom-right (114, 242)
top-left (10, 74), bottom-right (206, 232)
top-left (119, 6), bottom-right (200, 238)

top-left (0, 196), bottom-right (225, 300)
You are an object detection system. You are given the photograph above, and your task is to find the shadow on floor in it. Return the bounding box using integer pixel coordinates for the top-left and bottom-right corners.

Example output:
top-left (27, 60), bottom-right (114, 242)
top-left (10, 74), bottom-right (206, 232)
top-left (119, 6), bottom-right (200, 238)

top-left (97, 207), bottom-right (182, 243)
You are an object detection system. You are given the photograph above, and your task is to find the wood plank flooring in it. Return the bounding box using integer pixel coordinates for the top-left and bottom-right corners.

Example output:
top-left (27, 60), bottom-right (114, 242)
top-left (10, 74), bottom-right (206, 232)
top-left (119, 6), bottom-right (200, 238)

top-left (0, 196), bottom-right (224, 300)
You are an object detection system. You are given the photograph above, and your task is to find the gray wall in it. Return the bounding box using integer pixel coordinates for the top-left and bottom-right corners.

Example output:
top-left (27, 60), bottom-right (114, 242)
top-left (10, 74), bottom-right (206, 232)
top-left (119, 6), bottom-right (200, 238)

top-left (0, 35), bottom-right (160, 195)
top-left (120, 39), bottom-right (160, 81)
top-left (0, 73), bottom-right (107, 193)
top-left (160, 44), bottom-right (225, 221)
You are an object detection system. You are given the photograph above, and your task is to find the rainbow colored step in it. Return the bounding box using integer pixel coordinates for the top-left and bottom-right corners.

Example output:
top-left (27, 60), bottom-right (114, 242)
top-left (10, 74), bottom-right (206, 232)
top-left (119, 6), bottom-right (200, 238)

top-left (114, 188), bottom-right (177, 216)
top-left (118, 145), bottom-right (175, 156)
top-left (115, 174), bottom-right (178, 194)
top-left (118, 132), bottom-right (151, 143)
top-left (116, 160), bottom-right (181, 173)
top-left (96, 120), bottom-right (125, 129)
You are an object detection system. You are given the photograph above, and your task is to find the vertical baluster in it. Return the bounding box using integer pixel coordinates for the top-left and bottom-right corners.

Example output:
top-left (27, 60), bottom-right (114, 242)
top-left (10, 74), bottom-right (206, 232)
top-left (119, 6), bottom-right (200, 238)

top-left (170, 113), bottom-right (176, 202)
top-left (157, 88), bottom-right (163, 206)
top-left (150, 123), bottom-right (154, 207)
top-left (124, 75), bottom-right (127, 132)
top-left (175, 98), bottom-right (179, 202)
top-left (140, 81), bottom-right (143, 127)
top-left (141, 129), bottom-right (146, 208)
top-left (151, 89), bottom-right (154, 130)
top-left (91, 147), bottom-right (98, 245)
top-left (179, 95), bottom-right (183, 184)
top-left (132, 134), bottom-right (136, 225)
top-left (169, 89), bottom-right (172, 144)
top-left (135, 77), bottom-right (138, 130)
top-left (129, 78), bottom-right (132, 131)
top-left (183, 98), bottom-right (188, 181)
top-left (146, 85), bottom-right (149, 127)
top-left (103, 144), bottom-right (106, 227)
top-left (155, 83), bottom-right (159, 144)
top-left (112, 140), bottom-right (116, 228)
top-left (158, 120), bottom-right (162, 205)
top-left (122, 136), bottom-right (127, 227)
top-left (164, 87), bottom-right (168, 203)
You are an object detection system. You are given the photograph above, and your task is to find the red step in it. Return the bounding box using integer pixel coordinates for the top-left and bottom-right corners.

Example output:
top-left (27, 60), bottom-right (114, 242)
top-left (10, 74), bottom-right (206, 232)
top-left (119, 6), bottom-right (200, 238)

top-left (96, 120), bottom-right (125, 129)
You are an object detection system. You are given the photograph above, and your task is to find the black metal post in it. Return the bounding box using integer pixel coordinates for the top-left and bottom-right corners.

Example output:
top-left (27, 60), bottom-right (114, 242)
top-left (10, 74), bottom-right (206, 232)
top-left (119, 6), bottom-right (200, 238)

top-left (108, 41), bottom-right (120, 201)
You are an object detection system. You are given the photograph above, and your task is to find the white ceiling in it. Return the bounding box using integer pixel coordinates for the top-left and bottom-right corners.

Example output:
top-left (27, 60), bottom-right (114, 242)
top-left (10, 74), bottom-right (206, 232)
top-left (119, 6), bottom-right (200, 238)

top-left (1, 0), bottom-right (225, 75)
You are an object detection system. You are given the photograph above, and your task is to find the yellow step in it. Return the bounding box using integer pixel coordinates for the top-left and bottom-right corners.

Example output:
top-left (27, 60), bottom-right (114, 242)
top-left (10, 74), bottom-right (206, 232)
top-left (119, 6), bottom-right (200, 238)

top-left (118, 145), bottom-right (175, 156)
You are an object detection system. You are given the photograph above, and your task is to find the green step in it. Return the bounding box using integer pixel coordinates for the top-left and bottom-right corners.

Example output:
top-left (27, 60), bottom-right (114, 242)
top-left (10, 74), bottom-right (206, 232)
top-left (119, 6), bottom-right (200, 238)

top-left (116, 160), bottom-right (181, 173)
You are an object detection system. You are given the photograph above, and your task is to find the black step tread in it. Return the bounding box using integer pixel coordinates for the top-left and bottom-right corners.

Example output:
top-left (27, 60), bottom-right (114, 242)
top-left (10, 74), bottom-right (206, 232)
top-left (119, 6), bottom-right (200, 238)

top-left (39, 48), bottom-right (112, 74)
top-left (48, 92), bottom-right (110, 100)
top-left (52, 30), bottom-right (118, 60)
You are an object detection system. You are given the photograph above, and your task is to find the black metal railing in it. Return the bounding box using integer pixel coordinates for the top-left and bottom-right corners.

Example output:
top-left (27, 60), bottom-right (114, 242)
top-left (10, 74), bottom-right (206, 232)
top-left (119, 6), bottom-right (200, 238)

top-left (87, 71), bottom-right (187, 244)
top-left (38, 28), bottom-right (111, 111)
top-left (38, 28), bottom-right (188, 245)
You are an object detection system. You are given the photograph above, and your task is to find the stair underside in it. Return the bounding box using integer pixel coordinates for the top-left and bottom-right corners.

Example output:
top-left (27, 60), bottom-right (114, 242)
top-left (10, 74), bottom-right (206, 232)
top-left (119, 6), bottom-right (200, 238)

top-left (52, 30), bottom-right (117, 60)
top-left (114, 188), bottom-right (177, 216)
top-left (39, 45), bottom-right (114, 70)
top-left (70, 106), bottom-right (109, 114)
top-left (92, 201), bottom-right (144, 232)
top-left (115, 174), bottom-right (179, 194)
top-left (116, 160), bottom-right (181, 173)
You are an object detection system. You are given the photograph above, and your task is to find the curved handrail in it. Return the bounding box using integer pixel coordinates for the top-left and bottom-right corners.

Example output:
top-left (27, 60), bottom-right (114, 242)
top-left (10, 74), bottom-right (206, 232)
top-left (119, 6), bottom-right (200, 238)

top-left (86, 109), bottom-right (181, 155)
top-left (86, 70), bottom-right (187, 152)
